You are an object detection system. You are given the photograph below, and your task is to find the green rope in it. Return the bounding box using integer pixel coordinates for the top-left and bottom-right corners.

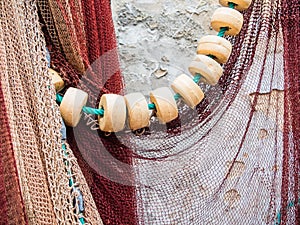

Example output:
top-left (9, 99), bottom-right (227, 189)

top-left (55, 72), bottom-right (203, 115)
top-left (193, 73), bottom-right (202, 83)
top-left (174, 93), bottom-right (181, 101)
top-left (207, 54), bottom-right (217, 59)
top-left (79, 217), bottom-right (85, 224)
top-left (228, 2), bottom-right (236, 8)
top-left (148, 103), bottom-right (156, 110)
top-left (148, 72), bottom-right (202, 110)
top-left (217, 2), bottom-right (235, 37)
top-left (56, 94), bottom-right (63, 104)
top-left (82, 107), bottom-right (104, 116)
top-left (217, 27), bottom-right (228, 37)
top-left (56, 94), bottom-right (104, 116)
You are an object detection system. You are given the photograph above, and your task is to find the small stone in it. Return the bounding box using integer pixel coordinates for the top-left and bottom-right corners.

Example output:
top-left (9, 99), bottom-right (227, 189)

top-left (148, 21), bottom-right (158, 30)
top-left (152, 68), bottom-right (168, 78)
top-left (161, 56), bottom-right (169, 62)
top-left (136, 16), bottom-right (144, 22)
top-left (185, 6), bottom-right (200, 15)
top-left (173, 31), bottom-right (184, 39)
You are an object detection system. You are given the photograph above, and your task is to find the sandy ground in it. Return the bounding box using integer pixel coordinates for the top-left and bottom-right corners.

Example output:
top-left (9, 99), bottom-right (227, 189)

top-left (111, 0), bottom-right (218, 95)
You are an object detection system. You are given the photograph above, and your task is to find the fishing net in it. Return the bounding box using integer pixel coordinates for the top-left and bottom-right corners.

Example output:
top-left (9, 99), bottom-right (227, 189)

top-left (0, 0), bottom-right (102, 224)
top-left (0, 0), bottom-right (299, 224)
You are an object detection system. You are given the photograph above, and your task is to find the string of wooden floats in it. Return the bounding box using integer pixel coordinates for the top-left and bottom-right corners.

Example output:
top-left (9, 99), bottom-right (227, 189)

top-left (52, 0), bottom-right (252, 134)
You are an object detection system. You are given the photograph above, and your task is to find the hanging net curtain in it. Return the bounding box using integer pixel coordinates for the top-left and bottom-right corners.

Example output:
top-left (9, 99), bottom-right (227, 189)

top-left (0, 0), bottom-right (299, 224)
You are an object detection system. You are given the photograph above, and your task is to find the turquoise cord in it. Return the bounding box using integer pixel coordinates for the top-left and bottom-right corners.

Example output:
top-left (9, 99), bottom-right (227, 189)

top-left (55, 77), bottom-right (204, 114)
top-left (228, 2), bottom-right (236, 9)
top-left (79, 217), bottom-right (85, 224)
top-left (174, 93), bottom-right (181, 101)
top-left (193, 74), bottom-right (202, 83)
top-left (56, 94), bottom-right (104, 117)
top-left (147, 72), bottom-right (202, 111)
top-left (56, 93), bottom-right (63, 104)
top-left (217, 2), bottom-right (236, 37)
top-left (217, 27), bottom-right (228, 37)
top-left (148, 103), bottom-right (156, 110)
top-left (55, 78), bottom-right (200, 114)
top-left (82, 107), bottom-right (104, 116)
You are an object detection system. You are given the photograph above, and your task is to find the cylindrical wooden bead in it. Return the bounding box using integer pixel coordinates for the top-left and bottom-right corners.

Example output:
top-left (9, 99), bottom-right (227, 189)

top-left (188, 55), bottom-right (223, 86)
top-left (98, 94), bottom-right (126, 132)
top-left (150, 87), bottom-right (178, 124)
top-left (49, 68), bottom-right (64, 92)
top-left (197, 35), bottom-right (232, 64)
top-left (124, 92), bottom-right (150, 131)
top-left (219, 0), bottom-right (252, 11)
top-left (60, 87), bottom-right (88, 127)
top-left (211, 7), bottom-right (244, 36)
top-left (171, 74), bottom-right (205, 109)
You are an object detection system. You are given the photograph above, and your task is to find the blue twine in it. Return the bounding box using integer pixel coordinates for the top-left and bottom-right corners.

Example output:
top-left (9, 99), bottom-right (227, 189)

top-left (46, 47), bottom-right (51, 68)
top-left (76, 189), bottom-right (85, 213)
top-left (62, 142), bottom-right (86, 224)
top-left (61, 120), bottom-right (67, 140)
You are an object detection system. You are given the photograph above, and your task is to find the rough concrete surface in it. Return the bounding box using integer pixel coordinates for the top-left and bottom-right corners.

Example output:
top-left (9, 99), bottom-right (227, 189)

top-left (112, 0), bottom-right (218, 95)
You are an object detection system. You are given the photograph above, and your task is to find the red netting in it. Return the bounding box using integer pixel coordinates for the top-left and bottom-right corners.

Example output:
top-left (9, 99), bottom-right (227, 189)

top-left (281, 0), bottom-right (300, 223)
top-left (39, 0), bottom-right (133, 224)
top-left (0, 81), bottom-right (28, 225)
